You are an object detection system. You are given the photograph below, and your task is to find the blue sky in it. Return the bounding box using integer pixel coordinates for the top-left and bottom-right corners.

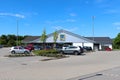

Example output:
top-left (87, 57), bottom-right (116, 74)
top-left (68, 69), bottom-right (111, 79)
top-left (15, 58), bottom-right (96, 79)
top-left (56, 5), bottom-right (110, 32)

top-left (0, 0), bottom-right (120, 38)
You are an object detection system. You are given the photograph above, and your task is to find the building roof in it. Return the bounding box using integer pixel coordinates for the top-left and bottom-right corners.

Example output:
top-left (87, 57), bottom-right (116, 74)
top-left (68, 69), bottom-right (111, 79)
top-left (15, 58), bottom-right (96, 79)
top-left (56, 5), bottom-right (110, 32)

top-left (22, 36), bottom-right (40, 43)
top-left (22, 30), bottom-right (112, 44)
top-left (48, 29), bottom-right (95, 43)
top-left (85, 37), bottom-right (112, 44)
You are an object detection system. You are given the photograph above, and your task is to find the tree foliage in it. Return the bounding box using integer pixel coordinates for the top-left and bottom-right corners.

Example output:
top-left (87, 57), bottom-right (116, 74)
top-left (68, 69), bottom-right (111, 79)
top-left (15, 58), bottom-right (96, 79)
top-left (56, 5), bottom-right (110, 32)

top-left (40, 29), bottom-right (47, 49)
top-left (40, 29), bottom-right (47, 43)
top-left (7, 39), bottom-right (16, 46)
top-left (0, 35), bottom-right (7, 45)
top-left (0, 34), bottom-right (25, 46)
top-left (53, 30), bottom-right (58, 43)
top-left (53, 30), bottom-right (58, 48)
top-left (113, 33), bottom-right (120, 49)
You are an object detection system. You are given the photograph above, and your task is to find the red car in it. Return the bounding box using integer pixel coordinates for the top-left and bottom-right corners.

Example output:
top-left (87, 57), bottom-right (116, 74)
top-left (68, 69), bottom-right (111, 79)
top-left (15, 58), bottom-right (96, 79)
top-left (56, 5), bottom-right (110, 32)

top-left (25, 46), bottom-right (34, 51)
top-left (105, 47), bottom-right (112, 51)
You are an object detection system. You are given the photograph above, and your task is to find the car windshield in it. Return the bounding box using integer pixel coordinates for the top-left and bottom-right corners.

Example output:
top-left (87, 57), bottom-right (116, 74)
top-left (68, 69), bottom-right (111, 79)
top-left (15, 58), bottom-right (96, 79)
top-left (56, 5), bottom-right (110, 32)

top-left (19, 47), bottom-right (24, 49)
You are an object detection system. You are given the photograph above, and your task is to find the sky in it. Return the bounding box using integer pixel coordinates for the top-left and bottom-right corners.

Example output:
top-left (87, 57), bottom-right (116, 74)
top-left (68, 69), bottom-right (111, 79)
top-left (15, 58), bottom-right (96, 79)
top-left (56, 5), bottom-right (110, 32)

top-left (0, 0), bottom-right (120, 38)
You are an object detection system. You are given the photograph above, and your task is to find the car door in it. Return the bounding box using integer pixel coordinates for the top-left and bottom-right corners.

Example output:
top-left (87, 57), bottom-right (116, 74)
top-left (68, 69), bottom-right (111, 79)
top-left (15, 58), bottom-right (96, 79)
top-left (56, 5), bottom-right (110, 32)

top-left (14, 47), bottom-right (19, 53)
top-left (18, 47), bottom-right (24, 53)
top-left (65, 47), bottom-right (73, 53)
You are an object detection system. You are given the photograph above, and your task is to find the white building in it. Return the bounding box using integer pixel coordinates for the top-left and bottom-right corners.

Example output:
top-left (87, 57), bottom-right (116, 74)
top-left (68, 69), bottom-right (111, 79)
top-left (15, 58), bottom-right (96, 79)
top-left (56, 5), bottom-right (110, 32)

top-left (22, 29), bottom-right (113, 50)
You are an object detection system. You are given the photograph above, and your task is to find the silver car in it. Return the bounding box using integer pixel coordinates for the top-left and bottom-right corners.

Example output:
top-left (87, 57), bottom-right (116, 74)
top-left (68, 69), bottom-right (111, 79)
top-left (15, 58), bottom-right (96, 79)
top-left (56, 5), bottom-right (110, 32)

top-left (59, 46), bottom-right (83, 55)
top-left (10, 46), bottom-right (30, 54)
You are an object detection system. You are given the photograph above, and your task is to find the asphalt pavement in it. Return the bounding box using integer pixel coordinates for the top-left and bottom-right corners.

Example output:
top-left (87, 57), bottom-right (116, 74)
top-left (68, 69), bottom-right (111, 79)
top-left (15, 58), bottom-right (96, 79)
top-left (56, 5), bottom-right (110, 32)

top-left (68, 66), bottom-right (120, 80)
top-left (0, 48), bottom-right (120, 80)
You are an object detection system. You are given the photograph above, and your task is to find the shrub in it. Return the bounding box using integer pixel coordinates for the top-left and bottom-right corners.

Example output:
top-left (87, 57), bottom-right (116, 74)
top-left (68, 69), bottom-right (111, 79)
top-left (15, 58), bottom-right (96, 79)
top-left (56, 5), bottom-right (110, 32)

top-left (33, 49), bottom-right (65, 58)
top-left (33, 49), bottom-right (58, 55)
top-left (4, 54), bottom-right (35, 57)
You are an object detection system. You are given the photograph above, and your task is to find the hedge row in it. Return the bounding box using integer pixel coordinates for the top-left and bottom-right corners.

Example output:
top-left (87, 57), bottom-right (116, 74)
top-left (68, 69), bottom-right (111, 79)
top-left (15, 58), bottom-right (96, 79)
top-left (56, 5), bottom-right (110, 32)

top-left (33, 49), bottom-right (66, 58)
top-left (4, 54), bottom-right (35, 57)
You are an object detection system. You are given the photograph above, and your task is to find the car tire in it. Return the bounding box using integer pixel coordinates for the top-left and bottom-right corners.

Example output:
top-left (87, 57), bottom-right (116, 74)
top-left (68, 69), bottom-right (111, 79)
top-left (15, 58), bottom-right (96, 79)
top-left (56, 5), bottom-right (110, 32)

top-left (11, 51), bottom-right (15, 54)
top-left (24, 51), bottom-right (29, 54)
top-left (59, 51), bottom-right (64, 54)
top-left (74, 51), bottom-right (79, 55)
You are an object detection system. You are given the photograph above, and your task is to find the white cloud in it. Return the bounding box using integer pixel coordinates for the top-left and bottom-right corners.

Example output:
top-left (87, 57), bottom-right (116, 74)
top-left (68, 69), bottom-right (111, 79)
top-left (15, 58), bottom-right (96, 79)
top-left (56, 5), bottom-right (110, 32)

top-left (46, 19), bottom-right (76, 24)
top-left (52, 26), bottom-right (63, 30)
top-left (69, 13), bottom-right (77, 17)
top-left (104, 9), bottom-right (120, 14)
top-left (113, 22), bottom-right (120, 30)
top-left (116, 27), bottom-right (120, 30)
top-left (66, 27), bottom-right (79, 32)
top-left (52, 26), bottom-right (79, 32)
top-left (95, 0), bottom-right (105, 3)
top-left (66, 19), bottom-right (76, 22)
top-left (0, 13), bottom-right (25, 18)
top-left (113, 22), bottom-right (120, 26)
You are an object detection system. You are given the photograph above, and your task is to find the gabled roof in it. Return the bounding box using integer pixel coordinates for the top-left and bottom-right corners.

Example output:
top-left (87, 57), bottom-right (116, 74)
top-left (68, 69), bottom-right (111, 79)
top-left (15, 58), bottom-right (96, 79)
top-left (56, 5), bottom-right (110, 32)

top-left (48, 29), bottom-right (95, 43)
top-left (22, 36), bottom-right (40, 43)
top-left (22, 30), bottom-right (112, 44)
top-left (85, 37), bottom-right (112, 44)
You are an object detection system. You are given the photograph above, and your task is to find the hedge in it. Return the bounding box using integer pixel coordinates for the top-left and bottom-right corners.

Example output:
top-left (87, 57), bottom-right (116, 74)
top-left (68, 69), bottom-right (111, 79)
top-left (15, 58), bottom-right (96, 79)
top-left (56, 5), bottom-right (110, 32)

top-left (33, 49), bottom-right (66, 58)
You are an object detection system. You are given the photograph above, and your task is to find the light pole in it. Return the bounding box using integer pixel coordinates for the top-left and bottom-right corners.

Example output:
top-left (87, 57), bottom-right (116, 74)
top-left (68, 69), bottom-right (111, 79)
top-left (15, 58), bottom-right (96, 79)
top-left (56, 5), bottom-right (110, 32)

top-left (92, 16), bottom-right (95, 50)
top-left (17, 19), bottom-right (19, 46)
top-left (92, 16), bottom-right (95, 41)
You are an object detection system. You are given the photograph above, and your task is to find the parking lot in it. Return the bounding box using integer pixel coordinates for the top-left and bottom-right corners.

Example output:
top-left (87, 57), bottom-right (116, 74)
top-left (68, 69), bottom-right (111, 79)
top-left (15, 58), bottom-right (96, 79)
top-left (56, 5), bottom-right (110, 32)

top-left (0, 47), bottom-right (120, 80)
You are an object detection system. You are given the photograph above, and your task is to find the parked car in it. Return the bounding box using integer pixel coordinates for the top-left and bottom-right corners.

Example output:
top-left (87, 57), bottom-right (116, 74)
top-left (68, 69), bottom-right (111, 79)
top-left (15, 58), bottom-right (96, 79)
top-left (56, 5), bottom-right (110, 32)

top-left (10, 46), bottom-right (30, 54)
top-left (34, 45), bottom-right (43, 50)
top-left (59, 46), bottom-right (83, 55)
top-left (0, 45), bottom-right (3, 48)
top-left (24, 46), bottom-right (34, 51)
top-left (83, 46), bottom-right (92, 52)
top-left (45, 46), bottom-right (52, 50)
top-left (105, 47), bottom-right (112, 51)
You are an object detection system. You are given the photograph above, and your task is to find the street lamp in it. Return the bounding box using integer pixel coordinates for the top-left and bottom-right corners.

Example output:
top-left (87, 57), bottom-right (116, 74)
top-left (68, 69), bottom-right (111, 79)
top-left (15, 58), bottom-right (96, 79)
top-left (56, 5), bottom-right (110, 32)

top-left (92, 16), bottom-right (95, 41)
top-left (92, 16), bottom-right (95, 50)
top-left (17, 19), bottom-right (19, 46)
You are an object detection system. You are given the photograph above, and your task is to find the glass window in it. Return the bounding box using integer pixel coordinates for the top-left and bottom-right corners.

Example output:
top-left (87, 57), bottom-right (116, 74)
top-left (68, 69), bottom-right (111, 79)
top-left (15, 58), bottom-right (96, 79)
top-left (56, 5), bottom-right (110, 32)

top-left (19, 47), bottom-right (23, 49)
top-left (69, 46), bottom-right (77, 48)
top-left (14, 47), bottom-right (18, 49)
top-left (60, 34), bottom-right (65, 41)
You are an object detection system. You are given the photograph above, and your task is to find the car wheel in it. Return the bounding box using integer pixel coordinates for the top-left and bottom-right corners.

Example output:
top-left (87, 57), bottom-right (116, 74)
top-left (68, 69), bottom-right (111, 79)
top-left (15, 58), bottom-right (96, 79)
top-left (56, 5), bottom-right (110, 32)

top-left (59, 51), bottom-right (64, 54)
top-left (24, 51), bottom-right (29, 54)
top-left (11, 51), bottom-right (15, 54)
top-left (74, 51), bottom-right (79, 55)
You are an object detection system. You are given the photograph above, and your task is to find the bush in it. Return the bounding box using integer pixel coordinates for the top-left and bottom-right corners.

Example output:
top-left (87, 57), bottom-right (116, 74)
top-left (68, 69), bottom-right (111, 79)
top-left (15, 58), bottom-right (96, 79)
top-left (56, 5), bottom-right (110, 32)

top-left (33, 49), bottom-right (58, 55)
top-left (4, 54), bottom-right (35, 57)
top-left (33, 49), bottom-right (66, 58)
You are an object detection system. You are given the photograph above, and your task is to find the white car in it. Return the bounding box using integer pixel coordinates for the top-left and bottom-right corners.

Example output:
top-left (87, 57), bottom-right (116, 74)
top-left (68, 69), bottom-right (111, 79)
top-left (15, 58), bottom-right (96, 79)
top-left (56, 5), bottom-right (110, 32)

top-left (10, 46), bottom-right (30, 54)
top-left (59, 46), bottom-right (83, 55)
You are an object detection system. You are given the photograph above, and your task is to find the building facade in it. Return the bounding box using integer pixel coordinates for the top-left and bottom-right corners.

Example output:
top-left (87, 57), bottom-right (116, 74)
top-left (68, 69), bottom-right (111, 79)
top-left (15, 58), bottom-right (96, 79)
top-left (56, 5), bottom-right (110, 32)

top-left (22, 29), bottom-right (113, 50)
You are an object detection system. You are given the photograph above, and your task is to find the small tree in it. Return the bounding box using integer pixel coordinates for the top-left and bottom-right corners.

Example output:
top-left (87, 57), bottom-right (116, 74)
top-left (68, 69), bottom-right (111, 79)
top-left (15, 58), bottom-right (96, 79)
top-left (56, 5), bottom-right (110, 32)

top-left (53, 30), bottom-right (58, 48)
top-left (7, 39), bottom-right (16, 46)
top-left (113, 33), bottom-right (120, 49)
top-left (40, 29), bottom-right (47, 49)
top-left (0, 35), bottom-right (7, 45)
